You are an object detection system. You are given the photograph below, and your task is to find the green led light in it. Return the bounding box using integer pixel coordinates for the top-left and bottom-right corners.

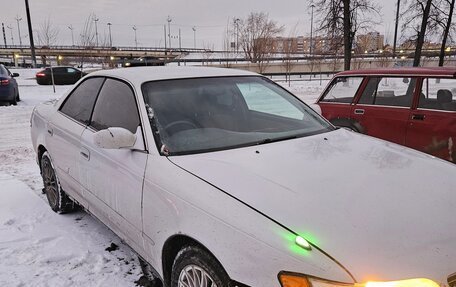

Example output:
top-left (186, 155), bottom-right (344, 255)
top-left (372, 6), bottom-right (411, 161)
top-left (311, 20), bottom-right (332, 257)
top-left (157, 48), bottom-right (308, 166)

top-left (295, 235), bottom-right (311, 251)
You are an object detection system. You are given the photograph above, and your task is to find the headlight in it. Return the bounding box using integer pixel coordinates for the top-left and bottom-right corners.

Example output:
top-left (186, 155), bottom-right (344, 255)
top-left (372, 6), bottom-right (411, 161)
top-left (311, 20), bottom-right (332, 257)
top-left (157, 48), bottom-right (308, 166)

top-left (279, 272), bottom-right (440, 287)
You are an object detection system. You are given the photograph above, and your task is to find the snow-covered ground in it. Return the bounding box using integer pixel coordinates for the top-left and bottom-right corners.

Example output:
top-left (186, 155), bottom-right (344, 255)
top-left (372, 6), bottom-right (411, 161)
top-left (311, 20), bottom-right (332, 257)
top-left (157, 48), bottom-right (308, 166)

top-left (0, 68), bottom-right (329, 286)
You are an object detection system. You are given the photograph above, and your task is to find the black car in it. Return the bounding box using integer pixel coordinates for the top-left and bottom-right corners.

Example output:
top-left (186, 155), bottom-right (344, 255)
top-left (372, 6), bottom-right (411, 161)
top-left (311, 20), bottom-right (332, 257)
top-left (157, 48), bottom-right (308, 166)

top-left (36, 66), bottom-right (87, 85)
top-left (0, 64), bottom-right (20, 105)
top-left (123, 56), bottom-right (165, 67)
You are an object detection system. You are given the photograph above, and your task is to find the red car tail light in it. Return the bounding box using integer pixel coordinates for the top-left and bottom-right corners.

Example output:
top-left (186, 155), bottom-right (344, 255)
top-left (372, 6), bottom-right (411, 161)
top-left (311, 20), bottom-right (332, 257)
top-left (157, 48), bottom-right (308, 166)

top-left (0, 79), bottom-right (10, 86)
top-left (36, 73), bottom-right (46, 77)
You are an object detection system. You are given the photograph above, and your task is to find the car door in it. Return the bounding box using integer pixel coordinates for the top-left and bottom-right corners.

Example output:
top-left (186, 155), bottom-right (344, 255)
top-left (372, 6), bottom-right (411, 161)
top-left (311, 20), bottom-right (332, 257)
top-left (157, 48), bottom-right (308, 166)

top-left (351, 76), bottom-right (416, 145)
top-left (317, 76), bottom-right (364, 124)
top-left (47, 77), bottom-right (105, 206)
top-left (406, 77), bottom-right (456, 163)
top-left (79, 78), bottom-right (147, 246)
top-left (66, 67), bottom-right (80, 84)
top-left (51, 67), bottom-right (66, 84)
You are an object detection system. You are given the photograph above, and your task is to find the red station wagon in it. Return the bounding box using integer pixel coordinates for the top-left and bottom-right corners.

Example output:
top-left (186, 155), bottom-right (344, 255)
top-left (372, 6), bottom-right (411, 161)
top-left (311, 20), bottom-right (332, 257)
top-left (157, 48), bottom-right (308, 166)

top-left (316, 68), bottom-right (456, 163)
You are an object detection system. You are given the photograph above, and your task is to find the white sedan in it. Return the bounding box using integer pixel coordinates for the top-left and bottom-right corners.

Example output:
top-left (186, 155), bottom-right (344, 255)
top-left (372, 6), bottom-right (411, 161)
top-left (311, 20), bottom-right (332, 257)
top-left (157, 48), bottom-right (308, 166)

top-left (31, 67), bottom-right (455, 287)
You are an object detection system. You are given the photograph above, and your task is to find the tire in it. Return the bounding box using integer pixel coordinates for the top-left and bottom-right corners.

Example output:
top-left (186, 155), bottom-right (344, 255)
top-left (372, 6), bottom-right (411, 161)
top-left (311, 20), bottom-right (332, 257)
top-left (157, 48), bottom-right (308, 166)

top-left (171, 246), bottom-right (230, 287)
top-left (16, 91), bottom-right (20, 102)
top-left (40, 151), bottom-right (76, 213)
top-left (10, 90), bottom-right (17, 106)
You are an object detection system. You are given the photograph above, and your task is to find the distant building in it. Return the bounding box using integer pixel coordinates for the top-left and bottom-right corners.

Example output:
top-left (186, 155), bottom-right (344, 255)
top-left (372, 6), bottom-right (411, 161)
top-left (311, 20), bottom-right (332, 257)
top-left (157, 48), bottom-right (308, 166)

top-left (356, 32), bottom-right (384, 52)
top-left (270, 35), bottom-right (340, 54)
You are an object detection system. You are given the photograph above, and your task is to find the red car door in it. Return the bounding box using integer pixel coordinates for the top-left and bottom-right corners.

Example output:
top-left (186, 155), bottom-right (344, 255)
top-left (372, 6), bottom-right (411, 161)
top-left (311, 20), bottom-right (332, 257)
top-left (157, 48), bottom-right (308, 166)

top-left (350, 76), bottom-right (416, 145)
top-left (317, 76), bottom-right (364, 126)
top-left (406, 77), bottom-right (456, 163)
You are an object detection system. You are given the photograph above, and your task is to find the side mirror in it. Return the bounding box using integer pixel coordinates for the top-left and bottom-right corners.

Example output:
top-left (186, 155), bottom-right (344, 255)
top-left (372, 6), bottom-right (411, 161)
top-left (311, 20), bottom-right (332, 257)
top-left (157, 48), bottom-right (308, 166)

top-left (12, 73), bottom-right (19, 77)
top-left (93, 127), bottom-right (137, 149)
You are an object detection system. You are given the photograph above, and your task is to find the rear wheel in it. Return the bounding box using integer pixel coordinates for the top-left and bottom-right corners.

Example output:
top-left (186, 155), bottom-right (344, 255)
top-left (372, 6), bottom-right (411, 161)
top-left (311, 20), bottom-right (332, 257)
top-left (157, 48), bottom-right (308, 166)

top-left (171, 246), bottom-right (230, 287)
top-left (40, 151), bottom-right (76, 213)
top-left (10, 90), bottom-right (17, 105)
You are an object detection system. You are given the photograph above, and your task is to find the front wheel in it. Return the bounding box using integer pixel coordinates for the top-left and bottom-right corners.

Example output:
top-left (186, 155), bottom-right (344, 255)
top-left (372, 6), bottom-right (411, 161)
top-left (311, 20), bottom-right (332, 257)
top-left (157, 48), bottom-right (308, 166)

top-left (171, 246), bottom-right (230, 287)
top-left (40, 151), bottom-right (76, 213)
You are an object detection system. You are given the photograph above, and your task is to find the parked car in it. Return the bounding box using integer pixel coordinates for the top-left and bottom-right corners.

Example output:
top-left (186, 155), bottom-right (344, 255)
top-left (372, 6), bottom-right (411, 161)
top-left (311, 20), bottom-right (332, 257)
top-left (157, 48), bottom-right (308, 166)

top-left (316, 67), bottom-right (456, 163)
top-left (0, 64), bottom-right (20, 105)
top-left (35, 66), bottom-right (87, 85)
top-left (123, 56), bottom-right (165, 67)
top-left (31, 67), bottom-right (455, 287)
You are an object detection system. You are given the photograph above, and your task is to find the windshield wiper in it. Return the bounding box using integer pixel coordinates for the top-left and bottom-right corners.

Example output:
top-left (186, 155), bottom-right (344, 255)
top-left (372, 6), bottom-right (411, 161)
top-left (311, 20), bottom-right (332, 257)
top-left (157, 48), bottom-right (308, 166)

top-left (256, 135), bottom-right (298, 145)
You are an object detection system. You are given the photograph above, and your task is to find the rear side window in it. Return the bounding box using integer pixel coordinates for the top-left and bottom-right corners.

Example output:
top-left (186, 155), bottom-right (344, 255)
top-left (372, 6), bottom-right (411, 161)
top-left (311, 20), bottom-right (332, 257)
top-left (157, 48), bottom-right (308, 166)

top-left (358, 77), bottom-right (416, 108)
top-left (418, 78), bottom-right (456, 111)
top-left (0, 65), bottom-right (7, 75)
top-left (320, 77), bottom-right (363, 104)
top-left (60, 77), bottom-right (105, 124)
top-left (90, 79), bottom-right (140, 133)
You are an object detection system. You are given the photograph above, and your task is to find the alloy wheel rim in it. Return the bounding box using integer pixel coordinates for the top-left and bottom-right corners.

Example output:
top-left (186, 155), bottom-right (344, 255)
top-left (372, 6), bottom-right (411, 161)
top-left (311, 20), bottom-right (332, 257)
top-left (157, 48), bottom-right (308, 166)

top-left (42, 159), bottom-right (58, 208)
top-left (178, 264), bottom-right (217, 287)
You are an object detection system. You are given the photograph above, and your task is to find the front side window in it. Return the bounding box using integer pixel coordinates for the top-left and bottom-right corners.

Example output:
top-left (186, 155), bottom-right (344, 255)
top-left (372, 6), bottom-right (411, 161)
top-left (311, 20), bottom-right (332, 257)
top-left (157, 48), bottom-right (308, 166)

top-left (90, 79), bottom-right (140, 133)
top-left (142, 76), bottom-right (333, 155)
top-left (67, 68), bottom-right (77, 73)
top-left (358, 77), bottom-right (416, 108)
top-left (320, 77), bottom-right (363, 104)
top-left (59, 77), bottom-right (105, 124)
top-left (418, 78), bottom-right (456, 111)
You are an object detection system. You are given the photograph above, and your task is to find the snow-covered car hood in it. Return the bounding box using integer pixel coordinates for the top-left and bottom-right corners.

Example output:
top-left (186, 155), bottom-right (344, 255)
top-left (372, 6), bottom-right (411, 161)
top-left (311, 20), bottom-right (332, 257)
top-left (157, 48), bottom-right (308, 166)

top-left (169, 129), bottom-right (456, 285)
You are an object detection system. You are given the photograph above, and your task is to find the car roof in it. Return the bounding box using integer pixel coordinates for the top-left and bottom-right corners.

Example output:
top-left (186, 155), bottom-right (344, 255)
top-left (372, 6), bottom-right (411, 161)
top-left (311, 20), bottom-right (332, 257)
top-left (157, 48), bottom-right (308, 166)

top-left (336, 67), bottom-right (456, 77)
top-left (44, 66), bottom-right (78, 69)
top-left (87, 66), bottom-right (260, 86)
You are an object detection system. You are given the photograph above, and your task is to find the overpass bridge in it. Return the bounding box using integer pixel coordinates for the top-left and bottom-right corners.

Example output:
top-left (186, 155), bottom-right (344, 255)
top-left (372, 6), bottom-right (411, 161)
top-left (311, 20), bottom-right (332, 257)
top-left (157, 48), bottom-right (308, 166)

top-left (0, 45), bottom-right (209, 62)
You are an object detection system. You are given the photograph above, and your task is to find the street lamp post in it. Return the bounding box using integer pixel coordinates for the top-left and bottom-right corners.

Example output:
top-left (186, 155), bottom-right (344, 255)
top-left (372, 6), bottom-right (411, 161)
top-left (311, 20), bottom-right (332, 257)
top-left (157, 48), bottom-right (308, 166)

top-left (107, 22), bottom-right (113, 47)
top-left (132, 25), bottom-right (138, 48)
top-left (234, 18), bottom-right (240, 54)
top-left (93, 16), bottom-right (99, 47)
top-left (68, 25), bottom-right (74, 46)
top-left (2, 23), bottom-right (7, 48)
top-left (167, 16), bottom-right (172, 50)
top-left (393, 0), bottom-right (401, 58)
top-left (15, 16), bottom-right (23, 47)
top-left (310, 3), bottom-right (315, 58)
top-left (192, 26), bottom-right (196, 49)
top-left (24, 0), bottom-right (36, 67)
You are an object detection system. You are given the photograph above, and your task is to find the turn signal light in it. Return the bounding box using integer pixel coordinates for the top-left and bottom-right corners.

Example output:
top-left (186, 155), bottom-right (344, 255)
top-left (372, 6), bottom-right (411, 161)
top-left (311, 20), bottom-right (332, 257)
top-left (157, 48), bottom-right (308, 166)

top-left (279, 274), bottom-right (311, 287)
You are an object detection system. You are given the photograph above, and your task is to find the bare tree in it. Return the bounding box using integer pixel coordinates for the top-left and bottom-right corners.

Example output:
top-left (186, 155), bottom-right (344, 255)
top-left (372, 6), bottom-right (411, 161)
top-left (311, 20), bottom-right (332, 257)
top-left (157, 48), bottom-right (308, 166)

top-left (237, 12), bottom-right (284, 73)
top-left (434, 0), bottom-right (456, 66)
top-left (401, 0), bottom-right (436, 66)
top-left (78, 14), bottom-right (96, 71)
top-left (313, 0), bottom-right (380, 70)
top-left (37, 18), bottom-right (59, 46)
top-left (283, 24), bottom-right (300, 85)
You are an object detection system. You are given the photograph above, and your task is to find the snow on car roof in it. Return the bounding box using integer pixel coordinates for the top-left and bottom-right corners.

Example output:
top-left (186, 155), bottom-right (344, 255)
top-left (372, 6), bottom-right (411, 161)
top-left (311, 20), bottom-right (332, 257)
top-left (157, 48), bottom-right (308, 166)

top-left (337, 67), bottom-right (456, 77)
top-left (87, 66), bottom-right (260, 86)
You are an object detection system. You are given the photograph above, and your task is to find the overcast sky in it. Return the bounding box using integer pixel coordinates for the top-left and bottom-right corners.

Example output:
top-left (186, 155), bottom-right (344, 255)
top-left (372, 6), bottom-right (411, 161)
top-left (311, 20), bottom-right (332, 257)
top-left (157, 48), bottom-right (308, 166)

top-left (0, 0), bottom-right (398, 49)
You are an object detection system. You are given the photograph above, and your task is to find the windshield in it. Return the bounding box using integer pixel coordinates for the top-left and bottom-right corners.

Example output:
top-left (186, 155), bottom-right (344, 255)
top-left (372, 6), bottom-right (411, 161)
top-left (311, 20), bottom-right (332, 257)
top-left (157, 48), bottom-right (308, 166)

top-left (142, 76), bottom-right (333, 155)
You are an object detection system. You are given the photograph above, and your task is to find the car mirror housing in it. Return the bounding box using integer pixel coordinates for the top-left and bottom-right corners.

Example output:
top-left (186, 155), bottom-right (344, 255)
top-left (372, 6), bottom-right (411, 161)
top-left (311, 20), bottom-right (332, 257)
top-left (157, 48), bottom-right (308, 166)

top-left (12, 73), bottom-right (19, 77)
top-left (93, 127), bottom-right (137, 149)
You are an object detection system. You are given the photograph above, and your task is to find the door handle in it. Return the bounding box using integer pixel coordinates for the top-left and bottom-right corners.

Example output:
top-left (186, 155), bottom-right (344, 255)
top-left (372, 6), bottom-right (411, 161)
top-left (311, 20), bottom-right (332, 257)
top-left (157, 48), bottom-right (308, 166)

top-left (80, 147), bottom-right (90, 161)
top-left (411, 114), bottom-right (425, 121)
top-left (354, 109), bottom-right (365, 115)
top-left (47, 128), bottom-right (53, 136)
